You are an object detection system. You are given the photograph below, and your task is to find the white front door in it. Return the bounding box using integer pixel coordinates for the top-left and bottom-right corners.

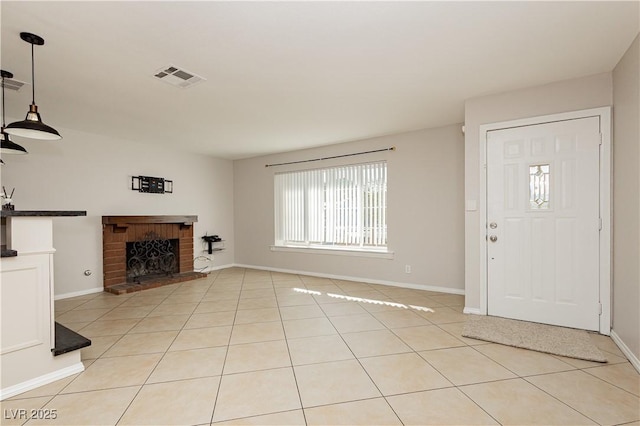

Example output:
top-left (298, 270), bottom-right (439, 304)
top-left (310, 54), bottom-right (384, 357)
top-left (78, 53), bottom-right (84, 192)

top-left (487, 117), bottom-right (601, 331)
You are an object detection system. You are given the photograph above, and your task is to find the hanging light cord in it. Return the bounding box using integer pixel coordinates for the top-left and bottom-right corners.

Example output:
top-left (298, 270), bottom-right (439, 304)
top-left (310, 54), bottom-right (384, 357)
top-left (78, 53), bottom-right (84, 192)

top-left (1, 74), bottom-right (6, 128)
top-left (30, 42), bottom-right (36, 105)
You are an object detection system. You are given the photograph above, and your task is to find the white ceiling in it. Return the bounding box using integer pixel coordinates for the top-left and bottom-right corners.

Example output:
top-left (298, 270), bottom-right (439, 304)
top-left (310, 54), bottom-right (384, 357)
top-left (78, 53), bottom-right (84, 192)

top-left (1, 1), bottom-right (638, 159)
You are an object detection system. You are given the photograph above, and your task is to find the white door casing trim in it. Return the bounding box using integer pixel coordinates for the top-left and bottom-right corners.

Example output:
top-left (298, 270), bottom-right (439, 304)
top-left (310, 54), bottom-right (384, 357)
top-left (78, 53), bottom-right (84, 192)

top-left (478, 107), bottom-right (611, 335)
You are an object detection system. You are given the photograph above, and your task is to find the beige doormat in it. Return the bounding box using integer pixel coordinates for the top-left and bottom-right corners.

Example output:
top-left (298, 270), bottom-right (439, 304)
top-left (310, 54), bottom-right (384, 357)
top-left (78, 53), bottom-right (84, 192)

top-left (462, 316), bottom-right (607, 362)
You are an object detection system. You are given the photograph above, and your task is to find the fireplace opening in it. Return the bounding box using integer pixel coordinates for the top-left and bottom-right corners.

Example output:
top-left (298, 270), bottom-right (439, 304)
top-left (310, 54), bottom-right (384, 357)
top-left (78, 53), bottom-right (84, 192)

top-left (126, 232), bottom-right (179, 283)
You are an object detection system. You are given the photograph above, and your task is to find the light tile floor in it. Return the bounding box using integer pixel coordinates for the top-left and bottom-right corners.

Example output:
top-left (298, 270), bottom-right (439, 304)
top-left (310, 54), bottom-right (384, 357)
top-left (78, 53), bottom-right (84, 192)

top-left (3, 267), bottom-right (639, 425)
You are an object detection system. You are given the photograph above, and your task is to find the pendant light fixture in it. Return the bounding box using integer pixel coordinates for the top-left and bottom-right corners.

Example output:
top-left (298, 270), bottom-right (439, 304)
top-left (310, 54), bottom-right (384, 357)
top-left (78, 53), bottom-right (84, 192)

top-left (1, 70), bottom-right (28, 155)
top-left (5, 32), bottom-right (61, 140)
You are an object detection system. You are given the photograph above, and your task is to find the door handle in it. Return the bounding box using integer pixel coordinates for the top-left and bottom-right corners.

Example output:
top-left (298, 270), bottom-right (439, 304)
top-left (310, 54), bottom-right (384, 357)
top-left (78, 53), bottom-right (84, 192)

top-left (489, 235), bottom-right (498, 242)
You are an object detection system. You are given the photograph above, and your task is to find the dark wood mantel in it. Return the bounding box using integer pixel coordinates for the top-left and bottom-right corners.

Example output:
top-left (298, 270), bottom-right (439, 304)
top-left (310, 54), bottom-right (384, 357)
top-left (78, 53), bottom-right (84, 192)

top-left (102, 215), bottom-right (197, 226)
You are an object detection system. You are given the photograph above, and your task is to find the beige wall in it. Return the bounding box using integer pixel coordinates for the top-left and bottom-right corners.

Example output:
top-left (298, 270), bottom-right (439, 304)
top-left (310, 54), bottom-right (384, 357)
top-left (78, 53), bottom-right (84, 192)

top-left (0, 126), bottom-right (235, 297)
top-left (234, 124), bottom-right (465, 292)
top-left (612, 34), bottom-right (640, 360)
top-left (463, 72), bottom-right (613, 311)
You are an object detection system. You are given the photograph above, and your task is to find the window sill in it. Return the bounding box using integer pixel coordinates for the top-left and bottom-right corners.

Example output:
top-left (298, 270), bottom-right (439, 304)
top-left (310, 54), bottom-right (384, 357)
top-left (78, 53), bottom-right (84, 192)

top-left (270, 245), bottom-right (394, 259)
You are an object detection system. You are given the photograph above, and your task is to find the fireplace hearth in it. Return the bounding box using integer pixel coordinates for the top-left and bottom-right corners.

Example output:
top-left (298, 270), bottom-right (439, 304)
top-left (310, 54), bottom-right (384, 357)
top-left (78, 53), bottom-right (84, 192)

top-left (102, 215), bottom-right (206, 294)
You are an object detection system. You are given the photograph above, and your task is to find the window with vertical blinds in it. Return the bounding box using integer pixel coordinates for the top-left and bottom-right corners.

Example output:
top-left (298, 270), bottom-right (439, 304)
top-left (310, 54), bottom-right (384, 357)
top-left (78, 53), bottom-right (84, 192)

top-left (274, 161), bottom-right (387, 251)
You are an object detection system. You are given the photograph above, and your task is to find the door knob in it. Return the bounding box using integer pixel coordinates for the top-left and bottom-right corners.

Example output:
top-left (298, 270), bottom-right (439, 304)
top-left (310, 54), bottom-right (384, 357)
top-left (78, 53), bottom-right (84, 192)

top-left (489, 235), bottom-right (498, 242)
top-left (489, 222), bottom-right (497, 229)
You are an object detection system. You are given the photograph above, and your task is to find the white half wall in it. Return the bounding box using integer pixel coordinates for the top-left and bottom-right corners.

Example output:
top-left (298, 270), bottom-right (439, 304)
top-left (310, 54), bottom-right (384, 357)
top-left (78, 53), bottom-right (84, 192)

top-left (0, 126), bottom-right (234, 297)
top-left (233, 124), bottom-right (465, 292)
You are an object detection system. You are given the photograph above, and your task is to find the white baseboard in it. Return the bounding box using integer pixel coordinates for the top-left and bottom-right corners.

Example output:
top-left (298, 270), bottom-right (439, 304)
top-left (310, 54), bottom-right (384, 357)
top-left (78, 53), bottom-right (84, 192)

top-left (0, 361), bottom-right (85, 401)
top-left (54, 287), bottom-right (103, 301)
top-left (610, 330), bottom-right (640, 373)
top-left (198, 263), bottom-right (235, 274)
top-left (232, 263), bottom-right (465, 296)
top-left (463, 307), bottom-right (482, 315)
top-left (54, 264), bottom-right (238, 300)
top-left (55, 264), bottom-right (463, 300)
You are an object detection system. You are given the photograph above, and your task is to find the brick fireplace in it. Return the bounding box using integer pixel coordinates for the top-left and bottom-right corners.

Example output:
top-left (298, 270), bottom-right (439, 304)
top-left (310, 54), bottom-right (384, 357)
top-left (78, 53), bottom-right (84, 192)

top-left (102, 215), bottom-right (206, 294)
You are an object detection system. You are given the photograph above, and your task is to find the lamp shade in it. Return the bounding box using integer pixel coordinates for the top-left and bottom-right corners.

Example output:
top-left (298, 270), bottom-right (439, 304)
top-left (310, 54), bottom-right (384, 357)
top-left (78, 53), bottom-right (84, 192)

top-left (5, 32), bottom-right (61, 141)
top-left (0, 131), bottom-right (28, 154)
top-left (5, 103), bottom-right (61, 140)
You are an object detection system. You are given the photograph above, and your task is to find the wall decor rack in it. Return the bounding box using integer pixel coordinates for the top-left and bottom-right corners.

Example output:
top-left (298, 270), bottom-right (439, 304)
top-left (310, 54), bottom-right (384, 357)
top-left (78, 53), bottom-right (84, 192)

top-left (131, 175), bottom-right (173, 194)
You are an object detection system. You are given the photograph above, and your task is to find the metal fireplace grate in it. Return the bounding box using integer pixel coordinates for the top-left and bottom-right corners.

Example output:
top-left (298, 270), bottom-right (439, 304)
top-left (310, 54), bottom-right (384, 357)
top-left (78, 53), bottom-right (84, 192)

top-left (126, 232), bottom-right (178, 283)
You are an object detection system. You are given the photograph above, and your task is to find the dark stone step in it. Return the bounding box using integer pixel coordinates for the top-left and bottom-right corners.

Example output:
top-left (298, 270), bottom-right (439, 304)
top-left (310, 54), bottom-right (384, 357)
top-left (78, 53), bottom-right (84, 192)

top-left (52, 322), bottom-right (91, 356)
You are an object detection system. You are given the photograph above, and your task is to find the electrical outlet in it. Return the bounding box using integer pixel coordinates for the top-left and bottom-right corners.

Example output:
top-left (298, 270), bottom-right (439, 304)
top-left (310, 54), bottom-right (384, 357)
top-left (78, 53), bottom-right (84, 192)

top-left (405, 265), bottom-right (411, 274)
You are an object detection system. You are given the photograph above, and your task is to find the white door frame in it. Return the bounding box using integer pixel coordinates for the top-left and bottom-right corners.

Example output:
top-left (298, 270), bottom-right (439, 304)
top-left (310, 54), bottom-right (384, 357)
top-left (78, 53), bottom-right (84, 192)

top-left (478, 107), bottom-right (611, 335)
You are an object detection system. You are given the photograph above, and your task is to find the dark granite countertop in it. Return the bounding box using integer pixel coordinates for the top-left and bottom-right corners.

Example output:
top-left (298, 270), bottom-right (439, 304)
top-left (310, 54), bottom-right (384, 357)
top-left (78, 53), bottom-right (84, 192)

top-left (52, 322), bottom-right (91, 356)
top-left (1, 210), bottom-right (87, 217)
top-left (1, 247), bottom-right (17, 257)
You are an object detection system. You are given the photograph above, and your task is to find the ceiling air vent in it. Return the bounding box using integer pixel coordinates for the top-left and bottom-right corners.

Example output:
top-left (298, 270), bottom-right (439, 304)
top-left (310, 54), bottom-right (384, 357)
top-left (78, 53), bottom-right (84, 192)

top-left (1, 77), bottom-right (28, 92)
top-left (153, 65), bottom-right (205, 89)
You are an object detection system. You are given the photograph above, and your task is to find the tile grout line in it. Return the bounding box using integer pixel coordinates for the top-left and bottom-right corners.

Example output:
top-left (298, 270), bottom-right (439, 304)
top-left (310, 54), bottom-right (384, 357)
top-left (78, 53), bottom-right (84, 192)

top-left (336, 280), bottom-right (476, 424)
top-left (317, 278), bottom-right (406, 425)
top-left (328, 282), bottom-right (514, 426)
top-left (52, 288), bottom-right (165, 425)
top-left (459, 336), bottom-right (624, 425)
top-left (70, 274), bottom-right (218, 423)
top-left (580, 364), bottom-right (640, 397)
top-left (42, 268), bottom-right (638, 425)
top-left (209, 268), bottom-right (245, 425)
top-left (273, 272), bottom-right (309, 426)
top-left (113, 274), bottom-right (217, 426)
top-left (53, 285), bottom-right (186, 401)
top-left (520, 374), bottom-right (602, 425)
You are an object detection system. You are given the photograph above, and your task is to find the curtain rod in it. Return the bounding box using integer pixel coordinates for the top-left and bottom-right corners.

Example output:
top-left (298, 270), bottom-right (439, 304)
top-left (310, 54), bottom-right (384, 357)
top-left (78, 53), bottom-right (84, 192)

top-left (265, 146), bottom-right (395, 168)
